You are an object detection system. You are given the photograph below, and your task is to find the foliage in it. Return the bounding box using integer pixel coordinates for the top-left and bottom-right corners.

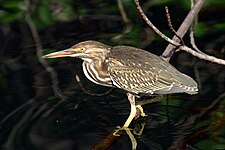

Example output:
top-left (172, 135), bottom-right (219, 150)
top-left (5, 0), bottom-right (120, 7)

top-left (0, 0), bottom-right (74, 28)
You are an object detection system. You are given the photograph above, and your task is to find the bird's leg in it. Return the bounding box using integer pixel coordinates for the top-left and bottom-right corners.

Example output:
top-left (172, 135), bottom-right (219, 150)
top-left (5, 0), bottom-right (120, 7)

top-left (123, 93), bottom-right (137, 127)
top-left (113, 93), bottom-right (136, 136)
top-left (113, 93), bottom-right (147, 136)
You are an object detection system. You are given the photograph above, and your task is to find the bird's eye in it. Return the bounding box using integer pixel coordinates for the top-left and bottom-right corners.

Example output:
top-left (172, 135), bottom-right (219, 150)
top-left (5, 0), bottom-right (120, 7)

top-left (81, 48), bottom-right (85, 51)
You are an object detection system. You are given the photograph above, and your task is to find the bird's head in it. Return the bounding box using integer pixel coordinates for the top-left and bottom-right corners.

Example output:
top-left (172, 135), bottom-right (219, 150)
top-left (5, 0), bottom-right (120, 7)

top-left (43, 40), bottom-right (111, 62)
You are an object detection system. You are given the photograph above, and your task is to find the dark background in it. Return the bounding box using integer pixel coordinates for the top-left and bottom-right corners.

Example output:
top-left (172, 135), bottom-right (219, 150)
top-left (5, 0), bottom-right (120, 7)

top-left (0, 0), bottom-right (225, 149)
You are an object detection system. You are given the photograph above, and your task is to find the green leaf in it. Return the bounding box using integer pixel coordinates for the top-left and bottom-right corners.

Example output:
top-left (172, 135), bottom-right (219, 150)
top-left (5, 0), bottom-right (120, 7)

top-left (0, 10), bottom-right (23, 23)
top-left (2, 0), bottom-right (26, 11)
top-left (38, 5), bottom-right (54, 26)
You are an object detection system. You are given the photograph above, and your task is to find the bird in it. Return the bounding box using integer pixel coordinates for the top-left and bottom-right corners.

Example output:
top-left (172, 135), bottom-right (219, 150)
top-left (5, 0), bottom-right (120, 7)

top-left (43, 40), bottom-right (198, 129)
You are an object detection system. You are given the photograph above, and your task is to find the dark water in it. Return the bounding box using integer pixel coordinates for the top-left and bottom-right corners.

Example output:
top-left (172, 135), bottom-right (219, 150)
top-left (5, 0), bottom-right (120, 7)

top-left (0, 93), bottom-right (180, 150)
top-left (1, 76), bottom-right (224, 150)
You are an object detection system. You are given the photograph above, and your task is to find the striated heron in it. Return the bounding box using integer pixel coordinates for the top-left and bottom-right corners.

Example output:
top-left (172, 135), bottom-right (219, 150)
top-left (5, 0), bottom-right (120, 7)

top-left (43, 40), bottom-right (198, 128)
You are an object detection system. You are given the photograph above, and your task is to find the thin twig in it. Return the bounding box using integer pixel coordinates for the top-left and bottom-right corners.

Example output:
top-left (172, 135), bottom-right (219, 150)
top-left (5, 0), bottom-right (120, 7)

top-left (24, 0), bottom-right (65, 98)
top-left (162, 0), bottom-right (206, 60)
top-left (117, 0), bottom-right (130, 25)
top-left (165, 6), bottom-right (185, 46)
top-left (189, 0), bottom-right (205, 54)
top-left (134, 0), bottom-right (180, 47)
top-left (113, 0), bottom-right (133, 41)
top-left (190, 31), bottom-right (204, 53)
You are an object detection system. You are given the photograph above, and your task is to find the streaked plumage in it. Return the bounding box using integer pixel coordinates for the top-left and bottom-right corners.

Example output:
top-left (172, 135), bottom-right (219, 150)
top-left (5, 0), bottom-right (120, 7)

top-left (108, 46), bottom-right (198, 95)
top-left (43, 40), bottom-right (198, 128)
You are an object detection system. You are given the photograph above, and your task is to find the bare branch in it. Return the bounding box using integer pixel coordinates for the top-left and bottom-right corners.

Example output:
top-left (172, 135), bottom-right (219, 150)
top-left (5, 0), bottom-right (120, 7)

top-left (113, 0), bottom-right (133, 41)
top-left (117, 0), bottom-right (130, 25)
top-left (180, 46), bottom-right (225, 65)
top-left (24, 0), bottom-right (65, 98)
top-left (134, 0), bottom-right (180, 47)
top-left (162, 0), bottom-right (206, 60)
top-left (135, 0), bottom-right (225, 66)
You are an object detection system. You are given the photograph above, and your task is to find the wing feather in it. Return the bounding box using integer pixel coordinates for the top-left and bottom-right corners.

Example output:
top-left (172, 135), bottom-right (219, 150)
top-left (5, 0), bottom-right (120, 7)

top-left (108, 46), bottom-right (198, 95)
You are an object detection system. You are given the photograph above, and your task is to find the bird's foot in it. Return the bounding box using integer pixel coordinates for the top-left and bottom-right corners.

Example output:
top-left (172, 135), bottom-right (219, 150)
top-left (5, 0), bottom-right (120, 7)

top-left (113, 126), bottom-right (131, 136)
top-left (135, 105), bottom-right (147, 118)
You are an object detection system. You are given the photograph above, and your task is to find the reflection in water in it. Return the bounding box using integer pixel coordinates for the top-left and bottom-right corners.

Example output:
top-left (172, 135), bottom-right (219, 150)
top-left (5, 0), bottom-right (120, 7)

top-left (0, 91), bottom-right (225, 150)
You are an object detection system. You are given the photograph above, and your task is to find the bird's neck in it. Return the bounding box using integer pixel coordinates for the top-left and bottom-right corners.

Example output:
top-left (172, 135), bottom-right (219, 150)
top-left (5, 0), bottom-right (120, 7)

top-left (82, 59), bottom-right (112, 87)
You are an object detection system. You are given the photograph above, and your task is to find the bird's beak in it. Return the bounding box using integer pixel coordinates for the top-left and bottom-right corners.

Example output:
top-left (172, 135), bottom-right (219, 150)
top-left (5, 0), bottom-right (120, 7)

top-left (42, 48), bottom-right (83, 58)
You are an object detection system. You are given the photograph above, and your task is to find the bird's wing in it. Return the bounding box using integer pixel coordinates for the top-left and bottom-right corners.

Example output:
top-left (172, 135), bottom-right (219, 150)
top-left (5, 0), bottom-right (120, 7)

top-left (108, 46), bottom-right (198, 95)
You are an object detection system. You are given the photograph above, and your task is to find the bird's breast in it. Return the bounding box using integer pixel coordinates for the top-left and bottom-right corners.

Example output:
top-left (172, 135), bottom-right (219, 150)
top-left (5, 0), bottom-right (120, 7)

top-left (82, 61), bottom-right (113, 87)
